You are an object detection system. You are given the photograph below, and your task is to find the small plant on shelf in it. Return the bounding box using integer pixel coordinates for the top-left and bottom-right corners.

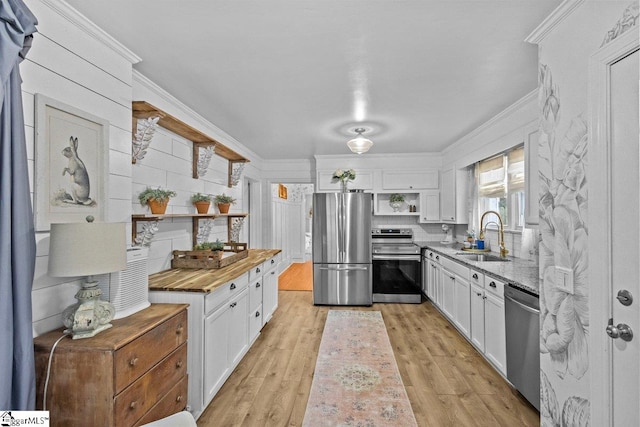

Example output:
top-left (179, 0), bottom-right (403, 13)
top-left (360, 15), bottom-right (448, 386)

top-left (138, 187), bottom-right (177, 215)
top-left (389, 193), bottom-right (405, 212)
top-left (191, 192), bottom-right (212, 214)
top-left (213, 193), bottom-right (236, 214)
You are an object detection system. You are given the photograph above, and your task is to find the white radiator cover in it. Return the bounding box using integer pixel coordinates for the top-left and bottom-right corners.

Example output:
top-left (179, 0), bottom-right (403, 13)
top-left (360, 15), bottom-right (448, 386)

top-left (98, 247), bottom-right (150, 319)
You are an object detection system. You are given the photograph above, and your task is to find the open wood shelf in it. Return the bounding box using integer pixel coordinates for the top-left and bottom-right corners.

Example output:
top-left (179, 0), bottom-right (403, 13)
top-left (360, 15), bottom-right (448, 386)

top-left (132, 101), bottom-right (249, 185)
top-left (132, 213), bottom-right (249, 247)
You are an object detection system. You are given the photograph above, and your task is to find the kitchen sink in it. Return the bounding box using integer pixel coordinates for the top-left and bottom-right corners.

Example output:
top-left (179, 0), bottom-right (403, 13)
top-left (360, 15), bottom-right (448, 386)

top-left (455, 253), bottom-right (511, 262)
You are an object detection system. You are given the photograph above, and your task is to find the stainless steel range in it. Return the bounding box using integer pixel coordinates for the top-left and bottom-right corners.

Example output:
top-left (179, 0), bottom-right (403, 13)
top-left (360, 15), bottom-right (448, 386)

top-left (371, 228), bottom-right (422, 303)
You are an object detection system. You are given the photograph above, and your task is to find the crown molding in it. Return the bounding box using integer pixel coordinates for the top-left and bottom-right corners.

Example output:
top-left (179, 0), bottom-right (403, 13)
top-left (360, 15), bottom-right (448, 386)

top-left (525, 0), bottom-right (586, 44)
top-left (41, 0), bottom-right (141, 64)
top-left (442, 89), bottom-right (537, 156)
top-left (132, 69), bottom-right (260, 162)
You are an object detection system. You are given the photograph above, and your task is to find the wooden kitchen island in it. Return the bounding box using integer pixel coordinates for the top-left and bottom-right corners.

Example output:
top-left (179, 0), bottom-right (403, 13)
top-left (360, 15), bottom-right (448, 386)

top-left (148, 248), bottom-right (281, 420)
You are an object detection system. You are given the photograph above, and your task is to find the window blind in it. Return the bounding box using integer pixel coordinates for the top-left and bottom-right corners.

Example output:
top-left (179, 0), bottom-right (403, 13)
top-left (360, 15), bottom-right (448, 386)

top-left (478, 155), bottom-right (505, 198)
top-left (507, 145), bottom-right (525, 192)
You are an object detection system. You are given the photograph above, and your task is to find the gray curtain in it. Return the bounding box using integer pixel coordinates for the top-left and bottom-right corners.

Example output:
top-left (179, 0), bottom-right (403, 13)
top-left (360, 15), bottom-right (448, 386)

top-left (0, 0), bottom-right (38, 410)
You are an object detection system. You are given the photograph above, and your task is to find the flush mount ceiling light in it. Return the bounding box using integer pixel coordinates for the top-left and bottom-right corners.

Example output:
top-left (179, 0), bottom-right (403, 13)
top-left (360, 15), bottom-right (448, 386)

top-left (347, 128), bottom-right (373, 154)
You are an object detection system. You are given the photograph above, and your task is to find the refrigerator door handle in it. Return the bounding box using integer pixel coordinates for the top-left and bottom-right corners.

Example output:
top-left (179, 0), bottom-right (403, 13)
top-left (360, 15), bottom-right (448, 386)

top-left (318, 266), bottom-right (370, 271)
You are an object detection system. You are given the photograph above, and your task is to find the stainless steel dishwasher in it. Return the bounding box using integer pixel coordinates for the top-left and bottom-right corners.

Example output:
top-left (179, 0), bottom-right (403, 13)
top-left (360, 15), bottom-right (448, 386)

top-left (504, 283), bottom-right (540, 410)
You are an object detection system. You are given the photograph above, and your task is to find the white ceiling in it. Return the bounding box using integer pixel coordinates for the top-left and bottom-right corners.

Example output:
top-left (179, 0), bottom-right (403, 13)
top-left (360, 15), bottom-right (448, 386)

top-left (66, 0), bottom-right (560, 160)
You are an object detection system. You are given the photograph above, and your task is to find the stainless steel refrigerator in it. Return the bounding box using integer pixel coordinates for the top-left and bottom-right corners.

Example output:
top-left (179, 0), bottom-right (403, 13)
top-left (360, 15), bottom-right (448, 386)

top-left (312, 192), bottom-right (372, 305)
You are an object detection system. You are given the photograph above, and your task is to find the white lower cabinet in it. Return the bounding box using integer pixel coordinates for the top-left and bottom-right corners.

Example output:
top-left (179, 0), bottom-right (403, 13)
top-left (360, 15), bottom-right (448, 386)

top-left (441, 269), bottom-right (456, 321)
top-left (470, 282), bottom-right (486, 352)
top-left (453, 273), bottom-right (470, 338)
top-left (149, 252), bottom-right (281, 420)
top-left (484, 277), bottom-right (507, 375)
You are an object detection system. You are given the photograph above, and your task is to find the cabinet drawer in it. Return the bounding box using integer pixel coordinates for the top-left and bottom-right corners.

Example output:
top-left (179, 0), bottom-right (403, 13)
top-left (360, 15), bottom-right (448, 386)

top-left (440, 256), bottom-right (469, 278)
top-left (484, 275), bottom-right (505, 298)
top-left (249, 277), bottom-right (263, 311)
top-left (115, 310), bottom-right (187, 394)
top-left (134, 375), bottom-right (188, 426)
top-left (469, 269), bottom-right (484, 287)
top-left (116, 343), bottom-right (187, 426)
top-left (205, 273), bottom-right (249, 315)
top-left (249, 263), bottom-right (265, 281)
top-left (265, 253), bottom-right (281, 272)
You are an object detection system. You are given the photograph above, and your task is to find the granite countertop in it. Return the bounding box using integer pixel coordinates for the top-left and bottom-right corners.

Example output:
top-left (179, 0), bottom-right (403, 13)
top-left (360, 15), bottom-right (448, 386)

top-left (414, 241), bottom-right (539, 296)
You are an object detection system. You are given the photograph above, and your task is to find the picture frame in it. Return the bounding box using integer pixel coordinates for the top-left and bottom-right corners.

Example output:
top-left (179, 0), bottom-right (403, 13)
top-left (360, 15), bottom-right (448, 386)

top-left (34, 94), bottom-right (110, 231)
top-left (278, 183), bottom-right (288, 199)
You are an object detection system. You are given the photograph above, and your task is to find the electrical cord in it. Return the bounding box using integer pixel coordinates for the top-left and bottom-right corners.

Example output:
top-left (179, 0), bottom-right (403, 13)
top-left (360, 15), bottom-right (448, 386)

top-left (42, 332), bottom-right (70, 410)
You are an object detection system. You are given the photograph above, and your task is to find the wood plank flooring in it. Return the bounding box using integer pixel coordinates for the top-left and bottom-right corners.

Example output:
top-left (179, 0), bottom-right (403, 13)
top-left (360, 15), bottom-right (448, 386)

top-left (196, 291), bottom-right (539, 426)
top-left (278, 262), bottom-right (313, 291)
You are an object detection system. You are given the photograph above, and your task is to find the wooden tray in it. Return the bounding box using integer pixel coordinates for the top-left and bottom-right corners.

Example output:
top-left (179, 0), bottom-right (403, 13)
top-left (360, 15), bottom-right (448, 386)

top-left (172, 242), bottom-right (248, 269)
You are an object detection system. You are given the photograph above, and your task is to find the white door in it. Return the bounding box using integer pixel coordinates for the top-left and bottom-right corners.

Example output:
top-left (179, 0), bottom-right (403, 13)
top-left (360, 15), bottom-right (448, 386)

top-left (589, 27), bottom-right (639, 425)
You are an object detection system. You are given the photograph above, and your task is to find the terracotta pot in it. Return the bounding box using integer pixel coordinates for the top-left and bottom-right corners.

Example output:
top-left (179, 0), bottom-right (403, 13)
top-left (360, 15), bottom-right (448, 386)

top-left (194, 201), bottom-right (211, 214)
top-left (148, 198), bottom-right (168, 215)
top-left (217, 203), bottom-right (230, 214)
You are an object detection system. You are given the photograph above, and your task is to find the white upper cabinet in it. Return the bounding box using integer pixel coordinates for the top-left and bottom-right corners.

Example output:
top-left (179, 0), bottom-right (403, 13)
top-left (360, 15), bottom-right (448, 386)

top-left (316, 169), bottom-right (375, 192)
top-left (524, 121), bottom-right (539, 226)
top-left (440, 167), bottom-right (468, 223)
top-left (381, 170), bottom-right (438, 190)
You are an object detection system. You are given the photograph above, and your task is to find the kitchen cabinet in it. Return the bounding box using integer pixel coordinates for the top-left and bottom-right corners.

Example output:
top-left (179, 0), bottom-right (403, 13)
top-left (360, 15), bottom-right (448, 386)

top-left (484, 276), bottom-right (507, 375)
top-left (441, 269), bottom-right (456, 321)
top-left (441, 257), bottom-right (471, 339)
top-left (453, 272), bottom-right (471, 338)
top-left (381, 170), bottom-right (438, 190)
top-left (470, 281), bottom-right (486, 352)
top-left (419, 190), bottom-right (440, 222)
top-left (424, 251), bottom-right (442, 307)
top-left (440, 167), bottom-right (468, 223)
top-left (34, 304), bottom-right (188, 427)
top-left (524, 121), bottom-right (539, 226)
top-left (148, 250), bottom-right (280, 420)
top-left (316, 169), bottom-right (375, 192)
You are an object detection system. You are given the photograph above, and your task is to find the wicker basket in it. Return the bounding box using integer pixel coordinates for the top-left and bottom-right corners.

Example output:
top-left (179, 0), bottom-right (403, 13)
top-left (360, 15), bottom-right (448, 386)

top-left (172, 242), bottom-right (248, 269)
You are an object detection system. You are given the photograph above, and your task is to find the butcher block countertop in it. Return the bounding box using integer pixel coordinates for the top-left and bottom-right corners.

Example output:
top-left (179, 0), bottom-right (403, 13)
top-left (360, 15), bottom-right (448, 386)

top-left (148, 249), bottom-right (281, 293)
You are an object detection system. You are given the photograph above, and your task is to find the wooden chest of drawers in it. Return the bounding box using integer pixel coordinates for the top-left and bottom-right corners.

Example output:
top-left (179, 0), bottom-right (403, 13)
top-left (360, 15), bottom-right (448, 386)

top-left (34, 304), bottom-right (189, 427)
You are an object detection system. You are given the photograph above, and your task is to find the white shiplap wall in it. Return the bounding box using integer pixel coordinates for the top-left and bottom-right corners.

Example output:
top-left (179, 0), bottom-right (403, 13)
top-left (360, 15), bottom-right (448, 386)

top-left (24, 0), bottom-right (139, 336)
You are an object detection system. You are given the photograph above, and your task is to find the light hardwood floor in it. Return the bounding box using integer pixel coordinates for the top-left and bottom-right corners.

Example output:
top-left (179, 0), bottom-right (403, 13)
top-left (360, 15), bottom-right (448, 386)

top-left (197, 291), bottom-right (539, 426)
top-left (278, 262), bottom-right (312, 291)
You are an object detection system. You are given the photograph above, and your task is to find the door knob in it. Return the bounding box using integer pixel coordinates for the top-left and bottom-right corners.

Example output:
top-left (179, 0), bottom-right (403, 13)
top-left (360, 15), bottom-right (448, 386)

top-left (606, 319), bottom-right (634, 342)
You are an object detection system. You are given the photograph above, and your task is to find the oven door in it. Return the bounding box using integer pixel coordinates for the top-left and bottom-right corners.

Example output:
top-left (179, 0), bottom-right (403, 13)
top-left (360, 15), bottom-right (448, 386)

top-left (372, 254), bottom-right (422, 303)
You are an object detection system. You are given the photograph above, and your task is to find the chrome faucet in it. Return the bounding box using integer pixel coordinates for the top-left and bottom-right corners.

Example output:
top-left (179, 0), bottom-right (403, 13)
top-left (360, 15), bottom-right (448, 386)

top-left (479, 210), bottom-right (509, 258)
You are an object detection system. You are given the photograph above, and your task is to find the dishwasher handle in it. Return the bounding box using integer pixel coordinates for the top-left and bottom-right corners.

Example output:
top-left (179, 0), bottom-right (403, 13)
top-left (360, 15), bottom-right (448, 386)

top-left (504, 293), bottom-right (540, 315)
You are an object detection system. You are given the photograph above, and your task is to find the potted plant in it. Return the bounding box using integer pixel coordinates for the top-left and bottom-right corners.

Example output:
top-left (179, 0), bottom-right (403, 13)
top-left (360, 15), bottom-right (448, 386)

top-left (389, 193), bottom-right (405, 212)
top-left (191, 192), bottom-right (212, 214)
top-left (194, 239), bottom-right (225, 260)
top-left (213, 193), bottom-right (236, 214)
top-left (138, 187), bottom-right (177, 214)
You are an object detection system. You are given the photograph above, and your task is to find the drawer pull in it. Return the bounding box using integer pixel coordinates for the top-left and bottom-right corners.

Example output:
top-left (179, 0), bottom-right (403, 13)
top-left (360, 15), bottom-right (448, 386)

top-left (489, 281), bottom-right (497, 288)
top-left (176, 360), bottom-right (184, 368)
top-left (176, 324), bottom-right (184, 335)
top-left (129, 357), bottom-right (138, 367)
top-left (271, 259), bottom-right (275, 264)
top-left (256, 267), bottom-right (261, 273)
top-left (255, 311), bottom-right (261, 317)
top-left (436, 255), bottom-right (439, 260)
top-left (271, 271), bottom-right (275, 275)
top-left (176, 395), bottom-right (183, 403)
top-left (256, 283), bottom-right (261, 288)
top-left (476, 292), bottom-right (482, 297)
top-left (472, 273), bottom-right (478, 279)
top-left (129, 401), bottom-right (137, 410)
top-left (230, 302), bottom-right (237, 308)
top-left (230, 283), bottom-right (236, 290)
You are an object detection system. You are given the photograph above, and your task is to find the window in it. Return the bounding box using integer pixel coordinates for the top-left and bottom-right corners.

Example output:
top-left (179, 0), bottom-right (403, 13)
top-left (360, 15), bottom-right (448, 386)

top-left (476, 145), bottom-right (525, 229)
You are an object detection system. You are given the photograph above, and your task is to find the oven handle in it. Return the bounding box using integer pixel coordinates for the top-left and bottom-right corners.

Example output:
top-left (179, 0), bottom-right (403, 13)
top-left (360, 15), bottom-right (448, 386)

top-left (372, 254), bottom-right (421, 261)
top-left (318, 266), bottom-right (370, 271)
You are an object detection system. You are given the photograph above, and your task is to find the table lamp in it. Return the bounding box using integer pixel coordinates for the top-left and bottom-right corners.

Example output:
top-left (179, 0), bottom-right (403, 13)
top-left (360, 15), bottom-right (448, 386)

top-left (48, 216), bottom-right (127, 339)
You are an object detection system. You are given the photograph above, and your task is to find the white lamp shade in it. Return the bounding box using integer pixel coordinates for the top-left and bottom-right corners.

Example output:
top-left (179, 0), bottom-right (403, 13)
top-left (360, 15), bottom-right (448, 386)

top-left (48, 222), bottom-right (127, 277)
top-left (347, 135), bottom-right (373, 154)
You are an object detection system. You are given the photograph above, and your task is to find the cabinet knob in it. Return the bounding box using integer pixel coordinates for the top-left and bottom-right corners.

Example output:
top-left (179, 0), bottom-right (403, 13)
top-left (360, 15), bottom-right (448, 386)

top-left (476, 292), bottom-right (482, 297)
top-left (256, 311), bottom-right (261, 317)
top-left (176, 360), bottom-right (184, 368)
top-left (230, 283), bottom-right (236, 290)
top-left (129, 401), bottom-right (138, 410)
top-left (230, 302), bottom-right (237, 308)
top-left (256, 267), bottom-right (261, 273)
top-left (176, 324), bottom-right (184, 335)
top-left (472, 273), bottom-right (478, 279)
top-left (436, 255), bottom-right (439, 260)
top-left (271, 259), bottom-right (275, 264)
top-left (129, 357), bottom-right (138, 366)
top-left (271, 271), bottom-right (275, 275)
top-left (256, 283), bottom-right (261, 288)
top-left (489, 281), bottom-right (496, 288)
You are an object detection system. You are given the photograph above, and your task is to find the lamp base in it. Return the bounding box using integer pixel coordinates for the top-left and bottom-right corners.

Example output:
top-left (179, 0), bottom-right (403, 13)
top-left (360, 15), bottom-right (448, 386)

top-left (62, 280), bottom-right (115, 339)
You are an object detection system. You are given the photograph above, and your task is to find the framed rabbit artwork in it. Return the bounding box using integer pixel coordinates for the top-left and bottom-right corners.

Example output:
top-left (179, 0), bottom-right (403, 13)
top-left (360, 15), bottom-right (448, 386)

top-left (34, 94), bottom-right (109, 231)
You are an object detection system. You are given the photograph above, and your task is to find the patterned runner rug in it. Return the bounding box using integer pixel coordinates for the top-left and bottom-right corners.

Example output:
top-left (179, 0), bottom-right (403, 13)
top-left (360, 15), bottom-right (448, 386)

top-left (303, 310), bottom-right (418, 426)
